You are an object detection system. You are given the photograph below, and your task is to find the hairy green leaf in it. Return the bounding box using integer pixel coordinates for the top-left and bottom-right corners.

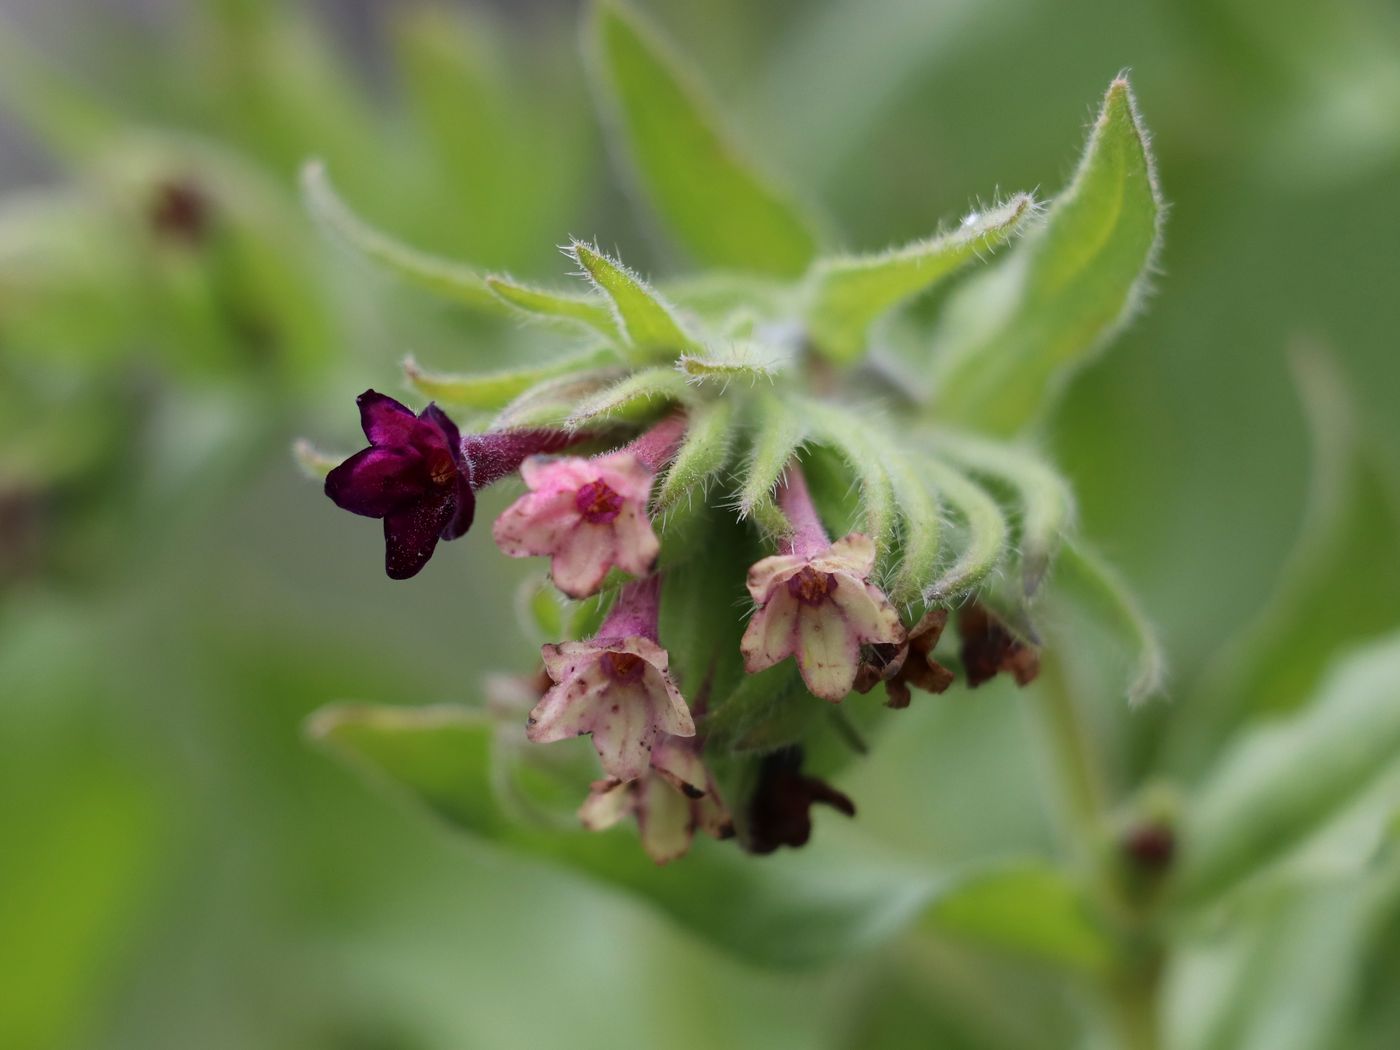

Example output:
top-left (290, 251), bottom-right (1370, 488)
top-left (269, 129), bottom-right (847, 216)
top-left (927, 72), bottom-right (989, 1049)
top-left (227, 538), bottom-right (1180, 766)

top-left (403, 349), bottom-right (618, 410)
top-left (491, 370), bottom-right (625, 429)
top-left (654, 398), bottom-right (736, 511)
top-left (737, 394), bottom-right (807, 529)
top-left (921, 458), bottom-right (1009, 603)
top-left (301, 160), bottom-right (504, 314)
top-left (870, 437), bottom-right (943, 608)
top-left (564, 366), bottom-right (693, 429)
top-left (802, 402), bottom-right (898, 556)
top-left (804, 194), bottom-right (1034, 363)
top-left (931, 78), bottom-right (1163, 435)
top-left (932, 431), bottom-right (1075, 595)
top-left (588, 0), bottom-right (819, 276)
top-left (566, 241), bottom-right (700, 360)
top-left (678, 341), bottom-right (789, 385)
top-left (308, 702), bottom-right (934, 969)
top-left (485, 275), bottom-right (622, 341)
top-left (1175, 632), bottom-right (1400, 908)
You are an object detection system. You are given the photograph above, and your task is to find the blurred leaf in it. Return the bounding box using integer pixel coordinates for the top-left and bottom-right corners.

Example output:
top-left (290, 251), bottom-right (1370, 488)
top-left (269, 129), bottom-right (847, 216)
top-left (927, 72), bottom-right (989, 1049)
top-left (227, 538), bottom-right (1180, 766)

top-left (564, 367), bottom-right (694, 429)
top-left (654, 398), bottom-right (736, 511)
top-left (308, 702), bottom-right (935, 969)
top-left (931, 78), bottom-right (1163, 435)
top-left (1189, 351), bottom-right (1400, 724)
top-left (301, 161), bottom-right (505, 316)
top-left (566, 241), bottom-right (702, 360)
top-left (921, 860), bottom-right (1113, 974)
top-left (1175, 631), bottom-right (1400, 908)
top-left (803, 194), bottom-right (1033, 363)
top-left (1053, 539), bottom-right (1166, 706)
top-left (0, 25), bottom-right (123, 159)
top-left (588, 0), bottom-right (819, 276)
top-left (403, 349), bottom-right (619, 411)
top-left (737, 393), bottom-right (807, 531)
top-left (484, 275), bottom-right (622, 341)
top-left (291, 439), bottom-right (340, 481)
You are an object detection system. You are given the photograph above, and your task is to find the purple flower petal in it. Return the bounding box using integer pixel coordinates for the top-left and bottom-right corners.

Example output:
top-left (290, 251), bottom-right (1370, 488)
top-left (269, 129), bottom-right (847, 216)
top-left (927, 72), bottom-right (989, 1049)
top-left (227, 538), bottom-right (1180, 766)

top-left (441, 471), bottom-right (476, 541)
top-left (325, 446), bottom-right (429, 518)
top-left (418, 403), bottom-right (462, 464)
top-left (383, 491), bottom-right (456, 580)
top-left (357, 390), bottom-right (420, 446)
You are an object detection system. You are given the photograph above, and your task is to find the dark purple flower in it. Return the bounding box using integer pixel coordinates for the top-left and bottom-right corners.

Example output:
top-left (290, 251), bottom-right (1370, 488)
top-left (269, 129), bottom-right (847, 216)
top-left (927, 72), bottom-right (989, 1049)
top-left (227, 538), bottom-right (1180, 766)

top-left (324, 390), bottom-right (580, 580)
top-left (745, 747), bottom-right (856, 854)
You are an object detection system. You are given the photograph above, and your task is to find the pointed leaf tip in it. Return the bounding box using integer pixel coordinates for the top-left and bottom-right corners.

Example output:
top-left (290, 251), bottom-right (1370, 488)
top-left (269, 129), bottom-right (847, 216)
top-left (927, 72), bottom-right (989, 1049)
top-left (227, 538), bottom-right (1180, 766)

top-left (930, 77), bottom-right (1163, 435)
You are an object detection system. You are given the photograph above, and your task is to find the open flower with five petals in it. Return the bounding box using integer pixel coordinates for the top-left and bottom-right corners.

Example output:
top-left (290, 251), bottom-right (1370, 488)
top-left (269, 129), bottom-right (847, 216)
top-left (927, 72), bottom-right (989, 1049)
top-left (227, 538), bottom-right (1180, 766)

top-left (741, 532), bottom-right (905, 701)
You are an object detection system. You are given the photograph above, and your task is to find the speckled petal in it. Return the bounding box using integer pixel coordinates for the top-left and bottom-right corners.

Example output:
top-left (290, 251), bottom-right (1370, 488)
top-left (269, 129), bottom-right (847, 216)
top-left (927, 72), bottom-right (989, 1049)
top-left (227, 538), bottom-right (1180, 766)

top-left (745, 553), bottom-right (808, 604)
top-left (610, 502), bottom-right (661, 577)
top-left (740, 590), bottom-right (801, 673)
top-left (635, 775), bottom-right (695, 864)
top-left (492, 488), bottom-right (579, 557)
top-left (651, 736), bottom-right (707, 798)
top-left (795, 603), bottom-right (862, 702)
top-left (813, 532), bottom-right (876, 577)
top-left (526, 661), bottom-right (612, 743)
top-left (549, 524), bottom-right (619, 598)
top-left (578, 779), bottom-right (634, 831)
top-left (830, 575), bottom-right (905, 645)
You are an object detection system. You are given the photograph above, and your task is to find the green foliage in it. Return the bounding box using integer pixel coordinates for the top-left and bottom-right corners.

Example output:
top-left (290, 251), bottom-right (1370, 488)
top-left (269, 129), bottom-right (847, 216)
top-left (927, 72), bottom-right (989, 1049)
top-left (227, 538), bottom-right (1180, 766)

top-left (931, 78), bottom-right (1163, 435)
top-left (588, 0), bottom-right (819, 276)
top-left (653, 398), bottom-right (736, 511)
top-left (566, 240), bottom-right (702, 360)
top-left (1177, 632), bottom-right (1400, 907)
top-left (803, 193), bottom-right (1033, 363)
top-left (403, 350), bottom-right (620, 411)
top-left (483, 275), bottom-right (623, 341)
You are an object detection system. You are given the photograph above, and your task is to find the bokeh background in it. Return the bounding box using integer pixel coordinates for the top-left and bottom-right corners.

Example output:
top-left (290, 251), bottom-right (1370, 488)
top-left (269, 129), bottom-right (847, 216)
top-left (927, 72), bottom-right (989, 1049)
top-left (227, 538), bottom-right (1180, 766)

top-left (3, 1), bottom-right (1399, 1048)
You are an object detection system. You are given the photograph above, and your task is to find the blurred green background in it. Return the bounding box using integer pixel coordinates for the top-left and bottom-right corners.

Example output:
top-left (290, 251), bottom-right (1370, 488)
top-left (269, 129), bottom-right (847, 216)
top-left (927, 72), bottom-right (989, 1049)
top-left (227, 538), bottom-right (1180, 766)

top-left (3, 1), bottom-right (1399, 1048)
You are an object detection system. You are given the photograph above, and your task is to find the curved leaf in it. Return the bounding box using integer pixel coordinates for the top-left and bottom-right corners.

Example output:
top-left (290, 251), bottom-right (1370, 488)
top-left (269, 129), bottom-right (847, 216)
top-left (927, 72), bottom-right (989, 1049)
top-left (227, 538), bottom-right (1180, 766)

top-left (485, 275), bottom-right (622, 341)
top-left (653, 398), bottom-right (736, 511)
top-left (1175, 632), bottom-right (1400, 908)
top-left (930, 78), bottom-right (1163, 435)
top-left (308, 702), bottom-right (933, 969)
top-left (566, 241), bottom-right (700, 360)
top-left (301, 160), bottom-right (504, 314)
top-left (564, 366), bottom-right (693, 430)
top-left (403, 349), bottom-right (618, 411)
top-left (803, 194), bottom-right (1034, 363)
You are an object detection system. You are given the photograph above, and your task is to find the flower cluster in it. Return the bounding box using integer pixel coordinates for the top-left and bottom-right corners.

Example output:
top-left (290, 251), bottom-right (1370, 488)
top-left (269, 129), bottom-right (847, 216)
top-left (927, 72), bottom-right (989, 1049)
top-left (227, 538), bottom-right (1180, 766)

top-left (314, 377), bottom-right (1046, 863)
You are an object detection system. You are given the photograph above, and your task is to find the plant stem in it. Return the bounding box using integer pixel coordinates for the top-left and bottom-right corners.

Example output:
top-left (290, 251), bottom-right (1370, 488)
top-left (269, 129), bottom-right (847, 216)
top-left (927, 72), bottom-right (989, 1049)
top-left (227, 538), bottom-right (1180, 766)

top-left (1034, 655), bottom-right (1163, 1050)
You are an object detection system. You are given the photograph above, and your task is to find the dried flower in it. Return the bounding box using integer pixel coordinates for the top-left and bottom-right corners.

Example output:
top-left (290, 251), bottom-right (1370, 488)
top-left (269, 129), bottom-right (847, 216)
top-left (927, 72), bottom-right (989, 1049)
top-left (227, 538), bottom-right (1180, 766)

top-left (745, 747), bottom-right (855, 854)
top-left (958, 603), bottom-right (1041, 687)
top-left (855, 608), bottom-right (956, 708)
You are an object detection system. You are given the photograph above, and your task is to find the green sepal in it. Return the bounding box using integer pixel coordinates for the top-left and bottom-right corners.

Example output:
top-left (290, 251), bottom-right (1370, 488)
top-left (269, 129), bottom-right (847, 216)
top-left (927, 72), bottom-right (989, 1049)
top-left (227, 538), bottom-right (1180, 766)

top-left (736, 393), bottom-right (808, 530)
top-left (403, 348), bottom-right (619, 411)
top-left (801, 401), bottom-right (898, 557)
top-left (563, 366), bottom-right (694, 430)
top-left (920, 458), bottom-right (1009, 603)
top-left (565, 241), bottom-right (701, 361)
top-left (678, 341), bottom-right (790, 385)
top-left (653, 398), bottom-right (735, 511)
top-left (484, 274), bottom-right (623, 341)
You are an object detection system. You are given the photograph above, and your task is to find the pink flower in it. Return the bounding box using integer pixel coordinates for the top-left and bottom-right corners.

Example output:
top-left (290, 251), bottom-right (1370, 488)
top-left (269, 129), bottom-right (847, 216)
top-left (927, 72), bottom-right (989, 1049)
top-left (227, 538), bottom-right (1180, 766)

top-left (526, 578), bottom-right (694, 780)
top-left (741, 532), bottom-right (905, 702)
top-left (578, 735), bottom-right (732, 864)
top-left (493, 452), bottom-right (659, 598)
